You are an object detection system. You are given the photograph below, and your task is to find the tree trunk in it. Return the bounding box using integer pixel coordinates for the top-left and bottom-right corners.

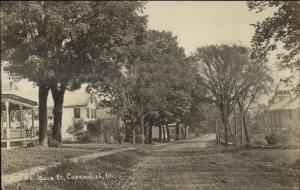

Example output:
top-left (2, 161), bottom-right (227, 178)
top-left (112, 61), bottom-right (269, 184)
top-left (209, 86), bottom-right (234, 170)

top-left (184, 125), bottom-right (187, 139)
top-left (148, 124), bottom-right (152, 144)
top-left (242, 114), bottom-right (250, 143)
top-left (159, 124), bottom-right (162, 142)
top-left (237, 99), bottom-right (250, 144)
top-left (175, 122), bottom-right (180, 141)
top-left (52, 96), bottom-right (64, 145)
top-left (50, 83), bottom-right (66, 146)
top-left (162, 125), bottom-right (166, 142)
top-left (166, 123), bottom-right (170, 142)
top-left (132, 126), bottom-right (136, 144)
top-left (221, 111), bottom-right (229, 148)
top-left (140, 115), bottom-right (144, 144)
top-left (215, 119), bottom-right (219, 144)
top-left (131, 116), bottom-right (135, 144)
top-left (38, 84), bottom-right (50, 147)
top-left (123, 119), bottom-right (130, 142)
top-left (224, 122), bottom-right (228, 147)
top-left (234, 107), bottom-right (237, 145)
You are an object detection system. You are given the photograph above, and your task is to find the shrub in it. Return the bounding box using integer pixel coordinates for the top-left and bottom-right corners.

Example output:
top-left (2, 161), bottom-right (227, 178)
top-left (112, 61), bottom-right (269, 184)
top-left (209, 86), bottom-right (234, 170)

top-left (135, 134), bottom-right (145, 144)
top-left (265, 133), bottom-right (279, 145)
top-left (77, 131), bottom-right (91, 143)
top-left (67, 119), bottom-right (85, 142)
top-left (265, 133), bottom-right (290, 145)
top-left (252, 138), bottom-right (267, 146)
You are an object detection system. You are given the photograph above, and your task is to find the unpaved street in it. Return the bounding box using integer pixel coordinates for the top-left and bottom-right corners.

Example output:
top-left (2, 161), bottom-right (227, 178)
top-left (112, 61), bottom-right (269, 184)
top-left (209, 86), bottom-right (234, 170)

top-left (124, 135), bottom-right (299, 190)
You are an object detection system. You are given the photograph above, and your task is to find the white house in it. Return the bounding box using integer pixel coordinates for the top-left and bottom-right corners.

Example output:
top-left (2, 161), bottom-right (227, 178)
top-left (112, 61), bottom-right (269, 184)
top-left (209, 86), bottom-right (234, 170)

top-left (47, 88), bottom-right (99, 140)
top-left (267, 82), bottom-right (300, 131)
top-left (2, 80), bottom-right (122, 141)
top-left (47, 87), bottom-right (123, 141)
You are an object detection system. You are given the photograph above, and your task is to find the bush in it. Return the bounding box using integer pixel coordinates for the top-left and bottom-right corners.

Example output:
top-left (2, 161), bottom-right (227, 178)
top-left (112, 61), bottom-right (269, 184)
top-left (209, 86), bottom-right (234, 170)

top-left (135, 134), bottom-right (145, 144)
top-left (67, 119), bottom-right (85, 141)
top-left (265, 133), bottom-right (289, 145)
top-left (77, 131), bottom-right (91, 143)
top-left (252, 138), bottom-right (267, 146)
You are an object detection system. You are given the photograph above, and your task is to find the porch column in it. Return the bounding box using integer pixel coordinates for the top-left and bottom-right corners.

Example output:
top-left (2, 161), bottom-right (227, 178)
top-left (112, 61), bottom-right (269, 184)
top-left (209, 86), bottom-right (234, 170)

top-left (31, 108), bottom-right (34, 138)
top-left (20, 105), bottom-right (23, 128)
top-left (20, 105), bottom-right (23, 139)
top-left (5, 101), bottom-right (10, 148)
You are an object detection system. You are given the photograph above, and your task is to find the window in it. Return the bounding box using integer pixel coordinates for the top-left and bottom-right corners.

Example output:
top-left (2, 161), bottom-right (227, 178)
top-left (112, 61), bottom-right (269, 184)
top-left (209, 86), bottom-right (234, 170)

top-left (289, 110), bottom-right (292, 119)
top-left (74, 108), bottom-right (80, 119)
top-left (86, 108), bottom-right (90, 118)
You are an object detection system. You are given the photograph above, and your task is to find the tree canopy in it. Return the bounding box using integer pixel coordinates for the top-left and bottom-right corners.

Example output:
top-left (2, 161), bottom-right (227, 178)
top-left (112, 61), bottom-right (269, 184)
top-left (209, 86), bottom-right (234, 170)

top-left (248, 1), bottom-right (300, 72)
top-left (191, 44), bottom-right (272, 145)
top-left (1, 1), bottom-right (147, 145)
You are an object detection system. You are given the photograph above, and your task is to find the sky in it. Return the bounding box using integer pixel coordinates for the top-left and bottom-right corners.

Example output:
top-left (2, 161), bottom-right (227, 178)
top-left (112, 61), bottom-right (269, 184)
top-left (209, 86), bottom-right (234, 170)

top-left (2, 1), bottom-right (297, 104)
top-left (144, 1), bottom-right (274, 55)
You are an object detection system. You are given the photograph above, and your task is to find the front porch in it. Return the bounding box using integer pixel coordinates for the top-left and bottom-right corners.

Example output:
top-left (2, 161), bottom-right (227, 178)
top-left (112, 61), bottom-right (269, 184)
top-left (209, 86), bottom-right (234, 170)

top-left (1, 93), bottom-right (38, 149)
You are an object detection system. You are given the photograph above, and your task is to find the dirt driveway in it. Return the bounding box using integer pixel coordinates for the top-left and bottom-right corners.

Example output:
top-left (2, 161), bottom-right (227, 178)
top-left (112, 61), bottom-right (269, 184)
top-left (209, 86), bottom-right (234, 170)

top-left (124, 134), bottom-right (299, 190)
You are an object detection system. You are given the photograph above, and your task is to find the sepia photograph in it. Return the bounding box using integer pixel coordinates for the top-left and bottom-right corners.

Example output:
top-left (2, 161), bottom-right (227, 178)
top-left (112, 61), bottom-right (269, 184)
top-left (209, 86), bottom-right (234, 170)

top-left (1, 1), bottom-right (300, 190)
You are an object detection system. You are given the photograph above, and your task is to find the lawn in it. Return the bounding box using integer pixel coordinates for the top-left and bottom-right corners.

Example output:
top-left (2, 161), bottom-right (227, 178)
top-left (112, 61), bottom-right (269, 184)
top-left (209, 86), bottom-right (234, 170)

top-left (5, 149), bottom-right (147, 190)
top-left (208, 140), bottom-right (300, 171)
top-left (231, 148), bottom-right (300, 170)
top-left (1, 147), bottom-right (104, 174)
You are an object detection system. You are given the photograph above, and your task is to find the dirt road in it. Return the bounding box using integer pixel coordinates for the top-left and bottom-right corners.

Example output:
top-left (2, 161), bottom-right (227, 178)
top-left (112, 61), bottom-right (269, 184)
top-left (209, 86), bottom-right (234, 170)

top-left (124, 134), bottom-right (299, 190)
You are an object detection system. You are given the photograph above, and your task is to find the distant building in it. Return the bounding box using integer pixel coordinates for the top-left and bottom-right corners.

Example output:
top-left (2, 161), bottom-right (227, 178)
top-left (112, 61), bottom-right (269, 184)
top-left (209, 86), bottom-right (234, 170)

top-left (151, 124), bottom-right (189, 140)
top-left (267, 82), bottom-right (300, 130)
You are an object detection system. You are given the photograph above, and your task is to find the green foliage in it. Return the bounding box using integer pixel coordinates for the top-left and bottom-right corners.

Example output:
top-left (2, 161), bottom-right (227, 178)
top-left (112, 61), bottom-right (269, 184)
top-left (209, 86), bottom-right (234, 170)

top-left (66, 119), bottom-right (85, 140)
top-left (191, 44), bottom-right (273, 145)
top-left (1, 1), bottom-right (147, 85)
top-left (265, 133), bottom-right (289, 145)
top-left (1, 1), bottom-right (147, 143)
top-left (92, 30), bottom-right (198, 132)
top-left (251, 138), bottom-right (267, 146)
top-left (101, 119), bottom-right (119, 144)
top-left (77, 131), bottom-right (91, 143)
top-left (135, 134), bottom-right (145, 144)
top-left (248, 1), bottom-right (300, 72)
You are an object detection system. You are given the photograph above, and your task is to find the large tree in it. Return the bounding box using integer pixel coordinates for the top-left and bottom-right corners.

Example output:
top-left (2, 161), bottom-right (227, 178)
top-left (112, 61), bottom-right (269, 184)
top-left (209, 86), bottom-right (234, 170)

top-left (92, 30), bottom-right (189, 143)
top-left (1, 1), bottom-right (147, 145)
top-left (234, 60), bottom-right (273, 143)
top-left (192, 44), bottom-right (272, 146)
top-left (248, 1), bottom-right (300, 73)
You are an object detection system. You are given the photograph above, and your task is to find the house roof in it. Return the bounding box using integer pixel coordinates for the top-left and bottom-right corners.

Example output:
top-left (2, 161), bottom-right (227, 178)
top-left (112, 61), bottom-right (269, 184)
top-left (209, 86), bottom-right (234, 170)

top-left (2, 84), bottom-right (98, 108)
top-left (283, 96), bottom-right (300, 109)
top-left (269, 96), bottom-right (300, 110)
top-left (47, 88), bottom-right (98, 107)
top-left (1, 91), bottom-right (38, 106)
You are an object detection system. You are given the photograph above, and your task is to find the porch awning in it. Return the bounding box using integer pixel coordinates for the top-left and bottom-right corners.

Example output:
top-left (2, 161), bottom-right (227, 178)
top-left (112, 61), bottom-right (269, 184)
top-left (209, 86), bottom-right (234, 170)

top-left (1, 93), bottom-right (37, 107)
